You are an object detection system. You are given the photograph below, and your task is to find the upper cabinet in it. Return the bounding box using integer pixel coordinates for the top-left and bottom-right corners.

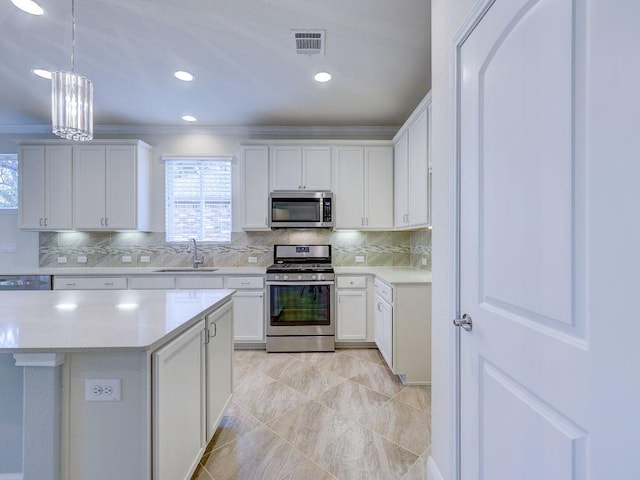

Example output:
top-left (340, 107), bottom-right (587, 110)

top-left (18, 144), bottom-right (73, 230)
top-left (18, 140), bottom-right (152, 231)
top-left (333, 145), bottom-right (394, 230)
top-left (241, 145), bottom-right (270, 230)
top-left (73, 141), bottom-right (152, 231)
top-left (394, 92), bottom-right (432, 229)
top-left (269, 145), bottom-right (332, 191)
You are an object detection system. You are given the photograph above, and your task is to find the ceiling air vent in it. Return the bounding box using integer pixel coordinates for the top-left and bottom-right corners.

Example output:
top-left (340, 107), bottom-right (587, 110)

top-left (292, 30), bottom-right (325, 55)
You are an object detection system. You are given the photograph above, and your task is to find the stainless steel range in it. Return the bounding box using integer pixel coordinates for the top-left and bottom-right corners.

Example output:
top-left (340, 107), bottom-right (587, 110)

top-left (265, 245), bottom-right (335, 352)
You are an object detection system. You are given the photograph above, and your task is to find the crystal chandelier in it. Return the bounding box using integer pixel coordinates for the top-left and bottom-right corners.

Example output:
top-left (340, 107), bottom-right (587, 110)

top-left (51, 0), bottom-right (93, 141)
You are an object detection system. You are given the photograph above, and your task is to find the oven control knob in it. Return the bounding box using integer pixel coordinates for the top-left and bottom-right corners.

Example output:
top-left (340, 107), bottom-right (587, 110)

top-left (311, 274), bottom-right (318, 281)
top-left (283, 275), bottom-right (289, 280)
top-left (318, 274), bottom-right (325, 281)
top-left (297, 275), bottom-right (303, 280)
top-left (274, 275), bottom-right (280, 281)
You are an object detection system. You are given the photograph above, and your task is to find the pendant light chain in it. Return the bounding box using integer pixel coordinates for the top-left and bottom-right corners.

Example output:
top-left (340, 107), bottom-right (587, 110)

top-left (51, 0), bottom-right (94, 141)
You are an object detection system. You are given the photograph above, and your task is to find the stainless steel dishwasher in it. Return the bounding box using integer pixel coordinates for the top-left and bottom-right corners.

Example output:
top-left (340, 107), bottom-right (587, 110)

top-left (0, 275), bottom-right (52, 290)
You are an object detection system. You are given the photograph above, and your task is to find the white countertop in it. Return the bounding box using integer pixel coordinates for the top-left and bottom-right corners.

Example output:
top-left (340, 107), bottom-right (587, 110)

top-left (0, 266), bottom-right (431, 283)
top-left (0, 267), bottom-right (266, 276)
top-left (334, 267), bottom-right (432, 284)
top-left (0, 289), bottom-right (234, 353)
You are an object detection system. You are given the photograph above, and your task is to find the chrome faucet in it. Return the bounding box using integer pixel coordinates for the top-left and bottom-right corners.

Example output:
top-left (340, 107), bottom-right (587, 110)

top-left (187, 238), bottom-right (204, 269)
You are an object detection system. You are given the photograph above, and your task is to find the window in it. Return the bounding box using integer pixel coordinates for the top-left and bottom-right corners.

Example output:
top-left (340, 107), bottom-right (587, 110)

top-left (165, 156), bottom-right (232, 242)
top-left (0, 154), bottom-right (18, 211)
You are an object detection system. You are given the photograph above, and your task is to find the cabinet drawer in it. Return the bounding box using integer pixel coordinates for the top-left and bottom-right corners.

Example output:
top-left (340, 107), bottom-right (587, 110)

top-left (374, 278), bottom-right (393, 304)
top-left (336, 276), bottom-right (367, 289)
top-left (53, 276), bottom-right (127, 290)
top-left (224, 276), bottom-right (264, 289)
top-left (128, 276), bottom-right (176, 289)
top-left (175, 276), bottom-right (223, 289)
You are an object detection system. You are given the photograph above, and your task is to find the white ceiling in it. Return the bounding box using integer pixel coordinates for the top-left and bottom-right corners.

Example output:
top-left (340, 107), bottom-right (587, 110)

top-left (0, 0), bottom-right (431, 132)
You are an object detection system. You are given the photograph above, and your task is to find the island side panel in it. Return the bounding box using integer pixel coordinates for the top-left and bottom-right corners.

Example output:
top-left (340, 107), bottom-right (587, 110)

top-left (0, 354), bottom-right (23, 476)
top-left (65, 351), bottom-right (150, 480)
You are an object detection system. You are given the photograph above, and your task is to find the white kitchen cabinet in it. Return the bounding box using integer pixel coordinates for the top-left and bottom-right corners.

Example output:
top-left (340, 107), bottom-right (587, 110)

top-left (18, 144), bottom-right (73, 230)
top-left (394, 92), bottom-right (432, 229)
top-left (333, 146), bottom-right (393, 230)
top-left (374, 277), bottom-right (431, 384)
top-left (241, 145), bottom-right (270, 230)
top-left (153, 319), bottom-right (206, 480)
top-left (175, 276), bottom-right (224, 289)
top-left (224, 276), bottom-right (265, 343)
top-left (374, 279), bottom-right (393, 367)
top-left (270, 145), bottom-right (332, 191)
top-left (73, 141), bottom-right (152, 231)
top-left (205, 301), bottom-right (233, 441)
top-left (53, 276), bottom-right (128, 290)
top-left (337, 277), bottom-right (368, 341)
top-left (128, 276), bottom-right (177, 289)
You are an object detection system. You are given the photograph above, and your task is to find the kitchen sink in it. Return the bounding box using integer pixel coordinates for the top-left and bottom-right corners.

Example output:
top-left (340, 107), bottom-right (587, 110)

top-left (153, 268), bottom-right (219, 273)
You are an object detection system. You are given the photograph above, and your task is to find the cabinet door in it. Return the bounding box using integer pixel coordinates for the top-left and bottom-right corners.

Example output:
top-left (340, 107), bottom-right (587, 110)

top-left (365, 147), bottom-right (394, 229)
top-left (333, 147), bottom-right (365, 229)
top-left (394, 131), bottom-right (410, 228)
top-left (374, 295), bottom-right (393, 369)
top-left (270, 146), bottom-right (303, 190)
top-left (337, 290), bottom-right (367, 340)
top-left (74, 145), bottom-right (107, 229)
top-left (302, 146), bottom-right (332, 191)
top-left (242, 146), bottom-right (270, 230)
top-left (44, 145), bottom-right (74, 230)
top-left (18, 145), bottom-right (46, 229)
top-left (153, 320), bottom-right (206, 480)
top-left (105, 145), bottom-right (138, 229)
top-left (206, 302), bottom-right (233, 442)
top-left (408, 108), bottom-right (429, 227)
top-left (232, 291), bottom-right (265, 342)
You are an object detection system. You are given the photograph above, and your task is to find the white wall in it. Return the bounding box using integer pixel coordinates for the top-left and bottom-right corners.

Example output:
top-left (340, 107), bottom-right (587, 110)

top-left (429, 1), bottom-right (475, 479)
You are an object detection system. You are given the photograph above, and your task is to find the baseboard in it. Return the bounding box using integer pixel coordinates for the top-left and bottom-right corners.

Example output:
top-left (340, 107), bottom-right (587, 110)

top-left (427, 456), bottom-right (444, 480)
top-left (0, 473), bottom-right (23, 480)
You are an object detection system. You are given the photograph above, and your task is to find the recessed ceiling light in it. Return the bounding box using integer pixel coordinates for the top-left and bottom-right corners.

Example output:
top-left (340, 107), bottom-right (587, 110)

top-left (11, 0), bottom-right (44, 15)
top-left (174, 71), bottom-right (194, 82)
top-left (32, 68), bottom-right (52, 79)
top-left (314, 72), bottom-right (332, 83)
top-left (182, 115), bottom-right (197, 122)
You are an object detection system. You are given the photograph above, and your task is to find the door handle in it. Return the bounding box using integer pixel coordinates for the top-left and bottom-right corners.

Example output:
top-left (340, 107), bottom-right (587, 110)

top-left (453, 313), bottom-right (473, 331)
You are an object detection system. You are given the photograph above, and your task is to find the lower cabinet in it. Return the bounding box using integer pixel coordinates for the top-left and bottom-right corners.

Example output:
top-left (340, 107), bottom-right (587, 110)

top-left (152, 300), bottom-right (234, 480)
top-left (336, 276), bottom-right (368, 341)
top-left (374, 278), bottom-right (431, 384)
top-left (224, 276), bottom-right (265, 343)
top-left (153, 320), bottom-right (206, 480)
top-left (374, 290), bottom-right (393, 367)
top-left (205, 301), bottom-right (233, 441)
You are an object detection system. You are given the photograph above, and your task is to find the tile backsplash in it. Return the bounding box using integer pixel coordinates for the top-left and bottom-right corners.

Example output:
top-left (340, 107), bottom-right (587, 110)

top-left (39, 229), bottom-right (431, 270)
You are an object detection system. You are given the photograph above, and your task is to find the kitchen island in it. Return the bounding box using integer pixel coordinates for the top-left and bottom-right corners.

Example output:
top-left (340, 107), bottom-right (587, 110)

top-left (0, 288), bottom-right (234, 480)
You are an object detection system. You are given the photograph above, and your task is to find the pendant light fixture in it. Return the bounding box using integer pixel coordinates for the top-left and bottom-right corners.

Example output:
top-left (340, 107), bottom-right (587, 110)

top-left (51, 0), bottom-right (93, 141)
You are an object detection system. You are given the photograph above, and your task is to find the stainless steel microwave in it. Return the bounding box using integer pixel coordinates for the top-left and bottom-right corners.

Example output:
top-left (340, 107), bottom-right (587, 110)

top-left (269, 192), bottom-right (333, 228)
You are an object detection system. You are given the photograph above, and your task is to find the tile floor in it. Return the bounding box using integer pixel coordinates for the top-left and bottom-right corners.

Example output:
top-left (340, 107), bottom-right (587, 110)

top-left (192, 348), bottom-right (431, 480)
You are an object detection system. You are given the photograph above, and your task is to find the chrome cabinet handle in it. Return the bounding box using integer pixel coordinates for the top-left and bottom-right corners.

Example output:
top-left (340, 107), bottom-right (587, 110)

top-left (453, 313), bottom-right (473, 331)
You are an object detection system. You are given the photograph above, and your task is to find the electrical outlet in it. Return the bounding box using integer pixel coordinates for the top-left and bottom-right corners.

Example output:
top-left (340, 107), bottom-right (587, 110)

top-left (140, 255), bottom-right (151, 263)
top-left (248, 256), bottom-right (258, 263)
top-left (421, 257), bottom-right (427, 266)
top-left (355, 255), bottom-right (365, 263)
top-left (77, 255), bottom-right (88, 264)
top-left (122, 255), bottom-right (132, 263)
top-left (57, 256), bottom-right (67, 264)
top-left (85, 379), bottom-right (121, 402)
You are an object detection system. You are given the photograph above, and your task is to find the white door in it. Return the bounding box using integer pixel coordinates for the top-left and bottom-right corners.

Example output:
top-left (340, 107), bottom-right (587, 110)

top-left (456, 1), bottom-right (589, 478)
